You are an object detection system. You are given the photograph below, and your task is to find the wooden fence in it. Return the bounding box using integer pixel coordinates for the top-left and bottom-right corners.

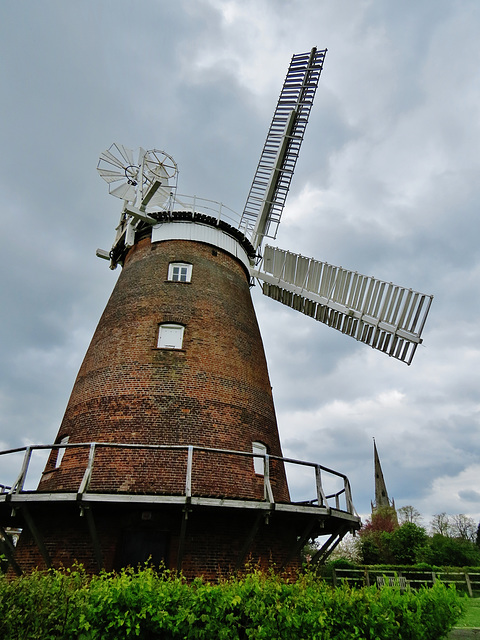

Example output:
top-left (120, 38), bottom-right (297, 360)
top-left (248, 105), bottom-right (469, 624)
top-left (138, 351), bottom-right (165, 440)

top-left (332, 568), bottom-right (480, 597)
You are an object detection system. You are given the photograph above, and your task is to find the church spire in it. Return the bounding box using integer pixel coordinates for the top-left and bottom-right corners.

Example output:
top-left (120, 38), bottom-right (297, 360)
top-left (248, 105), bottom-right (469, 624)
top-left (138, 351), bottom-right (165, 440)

top-left (372, 439), bottom-right (395, 511)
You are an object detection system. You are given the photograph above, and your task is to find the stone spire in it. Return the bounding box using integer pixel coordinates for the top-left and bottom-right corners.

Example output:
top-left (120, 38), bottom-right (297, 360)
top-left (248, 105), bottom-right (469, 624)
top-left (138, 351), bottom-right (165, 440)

top-left (372, 439), bottom-right (394, 511)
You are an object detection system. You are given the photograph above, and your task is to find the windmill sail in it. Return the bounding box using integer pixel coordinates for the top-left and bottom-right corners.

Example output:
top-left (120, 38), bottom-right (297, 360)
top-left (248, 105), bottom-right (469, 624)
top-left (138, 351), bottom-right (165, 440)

top-left (240, 48), bottom-right (327, 249)
top-left (253, 245), bottom-right (433, 365)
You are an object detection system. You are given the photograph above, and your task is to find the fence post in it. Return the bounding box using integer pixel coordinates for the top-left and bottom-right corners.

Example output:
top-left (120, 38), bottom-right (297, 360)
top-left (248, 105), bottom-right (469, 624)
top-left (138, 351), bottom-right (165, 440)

top-left (465, 571), bottom-right (473, 598)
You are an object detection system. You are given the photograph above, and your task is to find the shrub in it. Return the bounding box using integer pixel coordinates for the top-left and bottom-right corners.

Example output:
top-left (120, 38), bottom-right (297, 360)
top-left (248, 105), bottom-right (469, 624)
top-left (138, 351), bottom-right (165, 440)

top-left (0, 566), bottom-right (464, 640)
top-left (0, 565), bottom-right (89, 639)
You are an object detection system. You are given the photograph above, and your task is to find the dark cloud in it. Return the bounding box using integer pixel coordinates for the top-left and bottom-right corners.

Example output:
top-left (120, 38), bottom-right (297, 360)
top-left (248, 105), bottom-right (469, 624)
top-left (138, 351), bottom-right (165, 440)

top-left (1, 0), bottom-right (479, 523)
top-left (459, 490), bottom-right (480, 504)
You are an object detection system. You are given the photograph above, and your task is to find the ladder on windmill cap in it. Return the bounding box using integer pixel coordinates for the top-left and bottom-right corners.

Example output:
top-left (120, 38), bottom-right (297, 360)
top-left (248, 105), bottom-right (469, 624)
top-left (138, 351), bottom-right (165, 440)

top-left (241, 48), bottom-right (327, 249)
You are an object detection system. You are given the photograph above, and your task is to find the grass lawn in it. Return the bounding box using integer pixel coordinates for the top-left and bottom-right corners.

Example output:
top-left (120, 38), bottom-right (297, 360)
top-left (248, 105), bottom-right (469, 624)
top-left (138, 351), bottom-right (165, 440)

top-left (456, 598), bottom-right (480, 628)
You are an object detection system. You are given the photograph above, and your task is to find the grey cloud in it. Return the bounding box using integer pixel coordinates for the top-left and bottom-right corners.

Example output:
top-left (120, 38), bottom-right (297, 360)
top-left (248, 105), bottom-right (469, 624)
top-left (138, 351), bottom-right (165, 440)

top-left (458, 490), bottom-right (480, 504)
top-left (1, 0), bottom-right (479, 523)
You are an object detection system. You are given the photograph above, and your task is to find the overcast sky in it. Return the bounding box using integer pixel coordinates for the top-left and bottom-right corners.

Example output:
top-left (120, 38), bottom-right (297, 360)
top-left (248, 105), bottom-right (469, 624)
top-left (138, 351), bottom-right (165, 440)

top-left (1, 0), bottom-right (479, 526)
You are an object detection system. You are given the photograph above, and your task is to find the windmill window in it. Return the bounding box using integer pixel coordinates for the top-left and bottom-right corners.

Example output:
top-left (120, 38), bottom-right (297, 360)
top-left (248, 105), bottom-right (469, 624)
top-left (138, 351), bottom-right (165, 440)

top-left (168, 262), bottom-right (192, 282)
top-left (55, 436), bottom-right (69, 468)
top-left (157, 323), bottom-right (185, 349)
top-left (252, 441), bottom-right (267, 476)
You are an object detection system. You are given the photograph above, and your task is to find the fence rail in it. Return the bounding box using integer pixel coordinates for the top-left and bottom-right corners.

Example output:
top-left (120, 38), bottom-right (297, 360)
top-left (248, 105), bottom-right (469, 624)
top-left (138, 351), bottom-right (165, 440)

top-left (0, 442), bottom-right (357, 516)
top-left (332, 568), bottom-right (480, 597)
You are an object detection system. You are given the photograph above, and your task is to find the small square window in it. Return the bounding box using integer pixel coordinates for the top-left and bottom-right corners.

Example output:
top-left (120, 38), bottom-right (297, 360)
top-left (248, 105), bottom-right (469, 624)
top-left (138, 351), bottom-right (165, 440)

top-left (157, 324), bottom-right (185, 349)
top-left (168, 263), bottom-right (192, 282)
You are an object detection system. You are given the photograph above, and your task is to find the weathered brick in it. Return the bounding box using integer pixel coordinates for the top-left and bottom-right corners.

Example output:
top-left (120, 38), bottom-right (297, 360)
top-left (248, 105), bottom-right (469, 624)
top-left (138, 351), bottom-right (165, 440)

top-left (14, 224), bottom-right (303, 577)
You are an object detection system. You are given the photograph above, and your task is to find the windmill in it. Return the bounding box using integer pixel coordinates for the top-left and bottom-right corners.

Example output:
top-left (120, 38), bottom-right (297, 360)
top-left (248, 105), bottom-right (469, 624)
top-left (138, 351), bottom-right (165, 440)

top-left (0, 48), bottom-right (431, 578)
top-left (97, 49), bottom-right (432, 366)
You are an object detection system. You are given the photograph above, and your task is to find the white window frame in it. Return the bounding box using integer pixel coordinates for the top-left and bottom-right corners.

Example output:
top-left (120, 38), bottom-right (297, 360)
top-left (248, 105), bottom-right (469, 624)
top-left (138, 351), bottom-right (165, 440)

top-left (157, 323), bottom-right (185, 349)
top-left (252, 441), bottom-right (267, 476)
top-left (168, 262), bottom-right (192, 283)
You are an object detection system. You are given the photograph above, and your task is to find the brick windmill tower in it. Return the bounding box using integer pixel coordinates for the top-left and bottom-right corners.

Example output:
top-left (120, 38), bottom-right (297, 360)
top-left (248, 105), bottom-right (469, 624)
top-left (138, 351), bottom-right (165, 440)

top-left (1, 48), bottom-right (432, 577)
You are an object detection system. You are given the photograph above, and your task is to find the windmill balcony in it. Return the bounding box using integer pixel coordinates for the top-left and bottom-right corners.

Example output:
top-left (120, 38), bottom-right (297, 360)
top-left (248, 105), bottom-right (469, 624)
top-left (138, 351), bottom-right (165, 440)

top-left (1, 442), bottom-right (357, 515)
top-left (0, 443), bottom-right (361, 576)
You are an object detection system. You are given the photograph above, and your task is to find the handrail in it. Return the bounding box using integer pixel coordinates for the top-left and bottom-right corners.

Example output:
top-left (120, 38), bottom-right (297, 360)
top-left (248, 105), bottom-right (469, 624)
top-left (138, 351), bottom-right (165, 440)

top-left (158, 193), bottom-right (255, 239)
top-left (0, 442), bottom-right (357, 515)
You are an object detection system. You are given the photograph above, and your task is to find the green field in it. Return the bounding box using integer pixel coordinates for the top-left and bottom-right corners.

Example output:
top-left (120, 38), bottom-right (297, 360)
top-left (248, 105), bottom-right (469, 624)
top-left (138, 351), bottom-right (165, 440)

top-left (456, 598), bottom-right (480, 628)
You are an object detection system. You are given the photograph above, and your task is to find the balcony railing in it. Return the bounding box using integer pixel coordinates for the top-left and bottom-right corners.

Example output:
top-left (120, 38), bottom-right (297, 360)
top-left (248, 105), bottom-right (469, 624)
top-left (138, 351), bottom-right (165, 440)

top-left (157, 193), bottom-right (255, 239)
top-left (0, 442), bottom-right (357, 516)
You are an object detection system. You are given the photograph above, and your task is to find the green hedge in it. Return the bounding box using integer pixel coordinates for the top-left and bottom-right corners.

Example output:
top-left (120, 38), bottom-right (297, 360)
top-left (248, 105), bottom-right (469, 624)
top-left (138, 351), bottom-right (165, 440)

top-left (0, 566), bottom-right (464, 639)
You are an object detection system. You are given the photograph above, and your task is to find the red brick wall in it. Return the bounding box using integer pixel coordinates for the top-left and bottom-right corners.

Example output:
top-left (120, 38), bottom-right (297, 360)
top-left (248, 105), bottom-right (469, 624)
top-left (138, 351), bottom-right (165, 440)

top-left (39, 230), bottom-right (289, 503)
top-left (11, 505), bottom-right (301, 580)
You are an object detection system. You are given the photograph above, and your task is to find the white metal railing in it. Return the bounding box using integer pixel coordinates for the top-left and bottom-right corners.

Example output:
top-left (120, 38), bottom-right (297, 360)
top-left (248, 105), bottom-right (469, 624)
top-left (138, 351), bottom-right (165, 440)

top-left (155, 193), bottom-right (255, 239)
top-left (0, 443), bottom-right (357, 516)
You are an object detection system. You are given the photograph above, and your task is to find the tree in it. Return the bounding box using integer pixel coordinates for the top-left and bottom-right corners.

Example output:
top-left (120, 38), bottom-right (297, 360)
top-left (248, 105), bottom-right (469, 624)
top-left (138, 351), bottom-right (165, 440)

top-left (329, 533), bottom-right (362, 564)
top-left (302, 541), bottom-right (318, 564)
top-left (450, 514), bottom-right (476, 542)
top-left (398, 505), bottom-right (422, 525)
top-left (418, 534), bottom-right (480, 567)
top-left (361, 506), bottom-right (399, 535)
top-left (359, 535), bottom-right (385, 565)
top-left (358, 507), bottom-right (397, 565)
top-left (430, 513), bottom-right (451, 536)
top-left (388, 522), bottom-right (428, 564)
top-left (359, 518), bottom-right (427, 566)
